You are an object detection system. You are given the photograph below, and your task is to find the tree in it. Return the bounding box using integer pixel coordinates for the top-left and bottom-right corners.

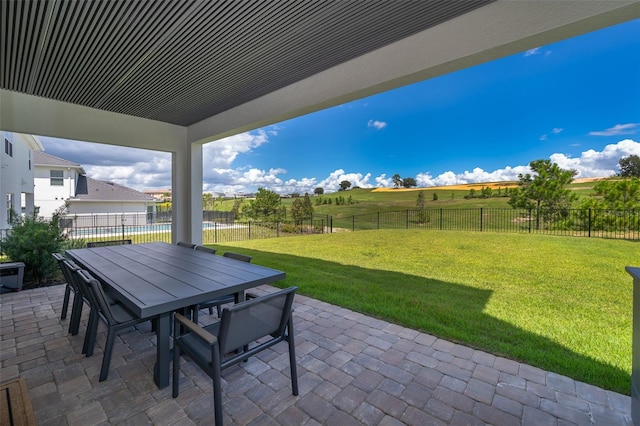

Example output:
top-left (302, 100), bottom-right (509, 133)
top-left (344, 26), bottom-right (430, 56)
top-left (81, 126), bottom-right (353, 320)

top-left (402, 177), bottom-right (417, 188)
top-left (585, 178), bottom-right (640, 209)
top-left (314, 187), bottom-right (324, 195)
top-left (242, 187), bottom-right (283, 221)
top-left (619, 155), bottom-right (640, 178)
top-left (415, 191), bottom-right (429, 224)
top-left (508, 159), bottom-right (577, 229)
top-left (202, 192), bottom-right (216, 210)
top-left (339, 180), bottom-right (351, 191)
top-left (291, 193), bottom-right (314, 224)
top-left (392, 174), bottom-right (402, 188)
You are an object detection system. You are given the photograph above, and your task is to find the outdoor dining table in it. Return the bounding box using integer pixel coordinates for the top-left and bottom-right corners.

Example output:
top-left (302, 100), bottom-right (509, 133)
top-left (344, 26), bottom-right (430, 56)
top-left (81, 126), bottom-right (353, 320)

top-left (66, 242), bottom-right (286, 388)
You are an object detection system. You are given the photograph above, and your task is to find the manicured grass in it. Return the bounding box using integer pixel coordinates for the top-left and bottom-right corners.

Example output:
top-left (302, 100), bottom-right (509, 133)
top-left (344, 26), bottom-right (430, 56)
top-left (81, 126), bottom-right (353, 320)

top-left (210, 230), bottom-right (635, 395)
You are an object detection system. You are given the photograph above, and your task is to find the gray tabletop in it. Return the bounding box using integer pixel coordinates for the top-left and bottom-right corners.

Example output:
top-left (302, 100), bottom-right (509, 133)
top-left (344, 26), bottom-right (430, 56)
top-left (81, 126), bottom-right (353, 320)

top-left (66, 242), bottom-right (286, 388)
top-left (66, 242), bottom-right (286, 318)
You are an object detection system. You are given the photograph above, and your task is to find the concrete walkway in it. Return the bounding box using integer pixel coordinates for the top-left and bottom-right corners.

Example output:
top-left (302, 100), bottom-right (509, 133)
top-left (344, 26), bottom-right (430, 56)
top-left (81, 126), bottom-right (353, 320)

top-left (0, 284), bottom-right (632, 425)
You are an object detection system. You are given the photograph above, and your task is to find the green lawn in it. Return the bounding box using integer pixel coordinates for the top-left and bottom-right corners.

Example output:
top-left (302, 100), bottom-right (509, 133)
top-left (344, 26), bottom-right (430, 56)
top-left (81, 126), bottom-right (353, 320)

top-left (209, 230), bottom-right (635, 395)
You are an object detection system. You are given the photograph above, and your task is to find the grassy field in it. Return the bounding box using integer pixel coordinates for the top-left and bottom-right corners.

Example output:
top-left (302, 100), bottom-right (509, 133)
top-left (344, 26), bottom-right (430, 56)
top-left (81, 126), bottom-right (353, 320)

top-left (208, 230), bottom-right (635, 395)
top-left (213, 178), bottom-right (612, 219)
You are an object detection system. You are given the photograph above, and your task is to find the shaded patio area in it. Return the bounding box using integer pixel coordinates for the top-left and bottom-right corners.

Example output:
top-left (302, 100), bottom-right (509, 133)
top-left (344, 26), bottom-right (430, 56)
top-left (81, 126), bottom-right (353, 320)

top-left (0, 284), bottom-right (631, 425)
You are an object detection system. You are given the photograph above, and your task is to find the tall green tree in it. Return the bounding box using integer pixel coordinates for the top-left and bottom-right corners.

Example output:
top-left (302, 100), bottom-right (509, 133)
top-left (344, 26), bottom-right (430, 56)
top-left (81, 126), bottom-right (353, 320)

top-left (290, 193), bottom-right (314, 224)
top-left (339, 180), bottom-right (351, 191)
top-left (314, 187), bottom-right (324, 195)
top-left (415, 191), bottom-right (429, 224)
top-left (402, 177), bottom-right (417, 188)
top-left (619, 154), bottom-right (640, 178)
top-left (508, 159), bottom-right (577, 229)
top-left (242, 188), bottom-right (283, 221)
top-left (582, 178), bottom-right (640, 210)
top-left (392, 174), bottom-right (402, 188)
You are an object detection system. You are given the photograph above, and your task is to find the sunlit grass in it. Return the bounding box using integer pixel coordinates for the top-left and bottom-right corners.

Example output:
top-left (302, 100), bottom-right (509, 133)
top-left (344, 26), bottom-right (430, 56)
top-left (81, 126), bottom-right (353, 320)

top-left (209, 230), bottom-right (636, 394)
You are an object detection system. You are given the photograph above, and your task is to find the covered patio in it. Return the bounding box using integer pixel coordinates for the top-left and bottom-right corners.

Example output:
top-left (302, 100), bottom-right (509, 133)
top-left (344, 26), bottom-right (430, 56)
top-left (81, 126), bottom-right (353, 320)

top-left (0, 284), bottom-right (631, 425)
top-left (2, 2), bottom-right (639, 424)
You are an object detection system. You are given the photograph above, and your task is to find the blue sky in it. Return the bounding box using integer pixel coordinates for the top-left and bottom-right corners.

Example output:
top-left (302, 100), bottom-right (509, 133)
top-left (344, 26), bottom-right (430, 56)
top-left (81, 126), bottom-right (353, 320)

top-left (40, 19), bottom-right (640, 195)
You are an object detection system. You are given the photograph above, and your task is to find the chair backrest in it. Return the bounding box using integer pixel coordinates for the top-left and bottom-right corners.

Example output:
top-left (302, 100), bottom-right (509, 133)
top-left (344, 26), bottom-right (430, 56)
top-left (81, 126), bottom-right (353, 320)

top-left (75, 269), bottom-right (118, 325)
top-left (195, 245), bottom-right (216, 254)
top-left (59, 259), bottom-right (88, 298)
top-left (52, 252), bottom-right (72, 283)
top-left (223, 251), bottom-right (252, 263)
top-left (217, 287), bottom-right (296, 355)
top-left (177, 241), bottom-right (196, 249)
top-left (87, 239), bottom-right (132, 248)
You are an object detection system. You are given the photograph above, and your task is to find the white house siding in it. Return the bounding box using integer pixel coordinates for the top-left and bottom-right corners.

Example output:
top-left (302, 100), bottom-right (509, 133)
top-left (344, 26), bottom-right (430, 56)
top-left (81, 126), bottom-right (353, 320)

top-left (0, 132), bottom-right (42, 228)
top-left (33, 168), bottom-right (79, 218)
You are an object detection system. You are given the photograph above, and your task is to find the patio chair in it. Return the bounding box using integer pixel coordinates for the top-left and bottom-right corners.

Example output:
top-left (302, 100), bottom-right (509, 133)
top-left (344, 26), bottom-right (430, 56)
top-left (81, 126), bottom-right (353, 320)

top-left (53, 253), bottom-right (84, 334)
top-left (176, 241), bottom-right (196, 249)
top-left (75, 268), bottom-right (155, 381)
top-left (172, 287), bottom-right (299, 426)
top-left (190, 248), bottom-right (247, 323)
top-left (222, 251), bottom-right (252, 263)
top-left (58, 258), bottom-right (101, 355)
top-left (194, 245), bottom-right (217, 254)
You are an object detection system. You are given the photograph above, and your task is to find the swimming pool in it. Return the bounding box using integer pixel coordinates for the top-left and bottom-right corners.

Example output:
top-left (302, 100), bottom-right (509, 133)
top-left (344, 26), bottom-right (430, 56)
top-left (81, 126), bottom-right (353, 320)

top-left (68, 222), bottom-right (238, 238)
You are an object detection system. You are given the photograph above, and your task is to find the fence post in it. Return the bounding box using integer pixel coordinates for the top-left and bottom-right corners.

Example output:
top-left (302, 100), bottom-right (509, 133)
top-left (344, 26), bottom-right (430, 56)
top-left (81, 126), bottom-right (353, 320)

top-left (439, 209), bottom-right (443, 230)
top-left (588, 208), bottom-right (592, 238)
top-left (249, 221), bottom-right (251, 239)
top-left (528, 209), bottom-right (532, 233)
top-left (352, 215), bottom-right (355, 231)
top-left (480, 208), bottom-right (483, 232)
top-left (214, 222), bottom-right (218, 243)
top-left (277, 221), bottom-right (280, 237)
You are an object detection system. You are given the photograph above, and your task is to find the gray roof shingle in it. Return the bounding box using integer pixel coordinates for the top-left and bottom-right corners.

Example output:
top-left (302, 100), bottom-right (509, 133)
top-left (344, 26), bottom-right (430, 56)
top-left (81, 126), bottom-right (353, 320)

top-left (73, 176), bottom-right (155, 202)
top-left (34, 151), bottom-right (85, 173)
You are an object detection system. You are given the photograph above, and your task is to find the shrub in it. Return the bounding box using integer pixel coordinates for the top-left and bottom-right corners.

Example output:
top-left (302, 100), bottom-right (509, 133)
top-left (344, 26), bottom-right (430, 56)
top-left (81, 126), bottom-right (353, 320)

top-left (1, 209), bottom-right (67, 284)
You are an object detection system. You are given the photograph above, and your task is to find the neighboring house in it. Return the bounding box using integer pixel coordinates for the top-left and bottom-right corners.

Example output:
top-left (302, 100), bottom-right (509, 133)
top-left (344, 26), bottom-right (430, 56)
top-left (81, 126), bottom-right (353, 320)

top-left (1, 132), bottom-right (43, 228)
top-left (34, 151), bottom-right (156, 227)
top-left (33, 151), bottom-right (85, 218)
top-left (144, 189), bottom-right (171, 202)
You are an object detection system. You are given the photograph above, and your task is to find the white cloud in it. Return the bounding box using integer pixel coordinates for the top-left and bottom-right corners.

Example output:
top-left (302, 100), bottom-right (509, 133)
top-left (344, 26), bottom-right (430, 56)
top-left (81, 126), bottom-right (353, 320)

top-left (415, 166), bottom-right (530, 188)
top-left (524, 47), bottom-right (551, 57)
top-left (39, 135), bottom-right (640, 197)
top-left (524, 47), bottom-right (541, 56)
top-left (589, 123), bottom-right (639, 136)
top-left (550, 139), bottom-right (640, 177)
top-left (551, 128), bottom-right (563, 134)
top-left (367, 119), bottom-right (387, 130)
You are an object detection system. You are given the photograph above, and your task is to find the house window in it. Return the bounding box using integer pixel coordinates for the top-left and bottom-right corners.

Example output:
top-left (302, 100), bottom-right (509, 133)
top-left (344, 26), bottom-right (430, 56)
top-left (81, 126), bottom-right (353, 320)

top-left (28, 151), bottom-right (31, 170)
top-left (50, 170), bottom-right (64, 186)
top-left (6, 193), bottom-right (13, 224)
top-left (4, 138), bottom-right (12, 157)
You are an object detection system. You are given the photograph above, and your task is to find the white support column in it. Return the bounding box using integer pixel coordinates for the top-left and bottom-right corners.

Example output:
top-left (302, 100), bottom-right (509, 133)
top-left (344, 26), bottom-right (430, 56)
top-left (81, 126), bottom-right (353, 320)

top-left (172, 142), bottom-right (203, 245)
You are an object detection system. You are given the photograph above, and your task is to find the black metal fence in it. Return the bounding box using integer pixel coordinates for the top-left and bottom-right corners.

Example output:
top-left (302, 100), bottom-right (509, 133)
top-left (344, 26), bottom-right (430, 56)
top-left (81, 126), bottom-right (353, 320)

top-left (332, 208), bottom-right (639, 240)
top-left (2, 209), bottom-right (637, 252)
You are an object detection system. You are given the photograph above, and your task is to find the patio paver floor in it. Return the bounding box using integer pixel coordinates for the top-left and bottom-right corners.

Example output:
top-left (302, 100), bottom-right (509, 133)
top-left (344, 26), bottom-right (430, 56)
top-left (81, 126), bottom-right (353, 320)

top-left (0, 284), bottom-right (632, 425)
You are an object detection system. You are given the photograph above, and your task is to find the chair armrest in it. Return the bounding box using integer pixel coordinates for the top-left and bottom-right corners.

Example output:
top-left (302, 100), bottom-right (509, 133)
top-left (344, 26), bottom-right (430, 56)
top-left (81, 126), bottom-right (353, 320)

top-left (174, 313), bottom-right (217, 345)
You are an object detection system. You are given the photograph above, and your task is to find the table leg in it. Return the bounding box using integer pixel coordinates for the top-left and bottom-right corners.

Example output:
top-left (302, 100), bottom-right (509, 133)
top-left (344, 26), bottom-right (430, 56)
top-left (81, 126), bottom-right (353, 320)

top-left (154, 312), bottom-right (171, 388)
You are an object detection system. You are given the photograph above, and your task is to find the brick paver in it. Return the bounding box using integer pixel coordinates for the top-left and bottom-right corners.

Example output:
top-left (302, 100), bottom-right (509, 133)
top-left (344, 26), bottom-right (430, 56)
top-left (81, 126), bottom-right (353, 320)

top-left (0, 284), bottom-right (633, 425)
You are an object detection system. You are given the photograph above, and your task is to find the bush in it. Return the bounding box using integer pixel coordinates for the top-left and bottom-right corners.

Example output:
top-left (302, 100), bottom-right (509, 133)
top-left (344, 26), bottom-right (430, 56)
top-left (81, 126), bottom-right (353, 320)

top-left (1, 209), bottom-right (67, 284)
